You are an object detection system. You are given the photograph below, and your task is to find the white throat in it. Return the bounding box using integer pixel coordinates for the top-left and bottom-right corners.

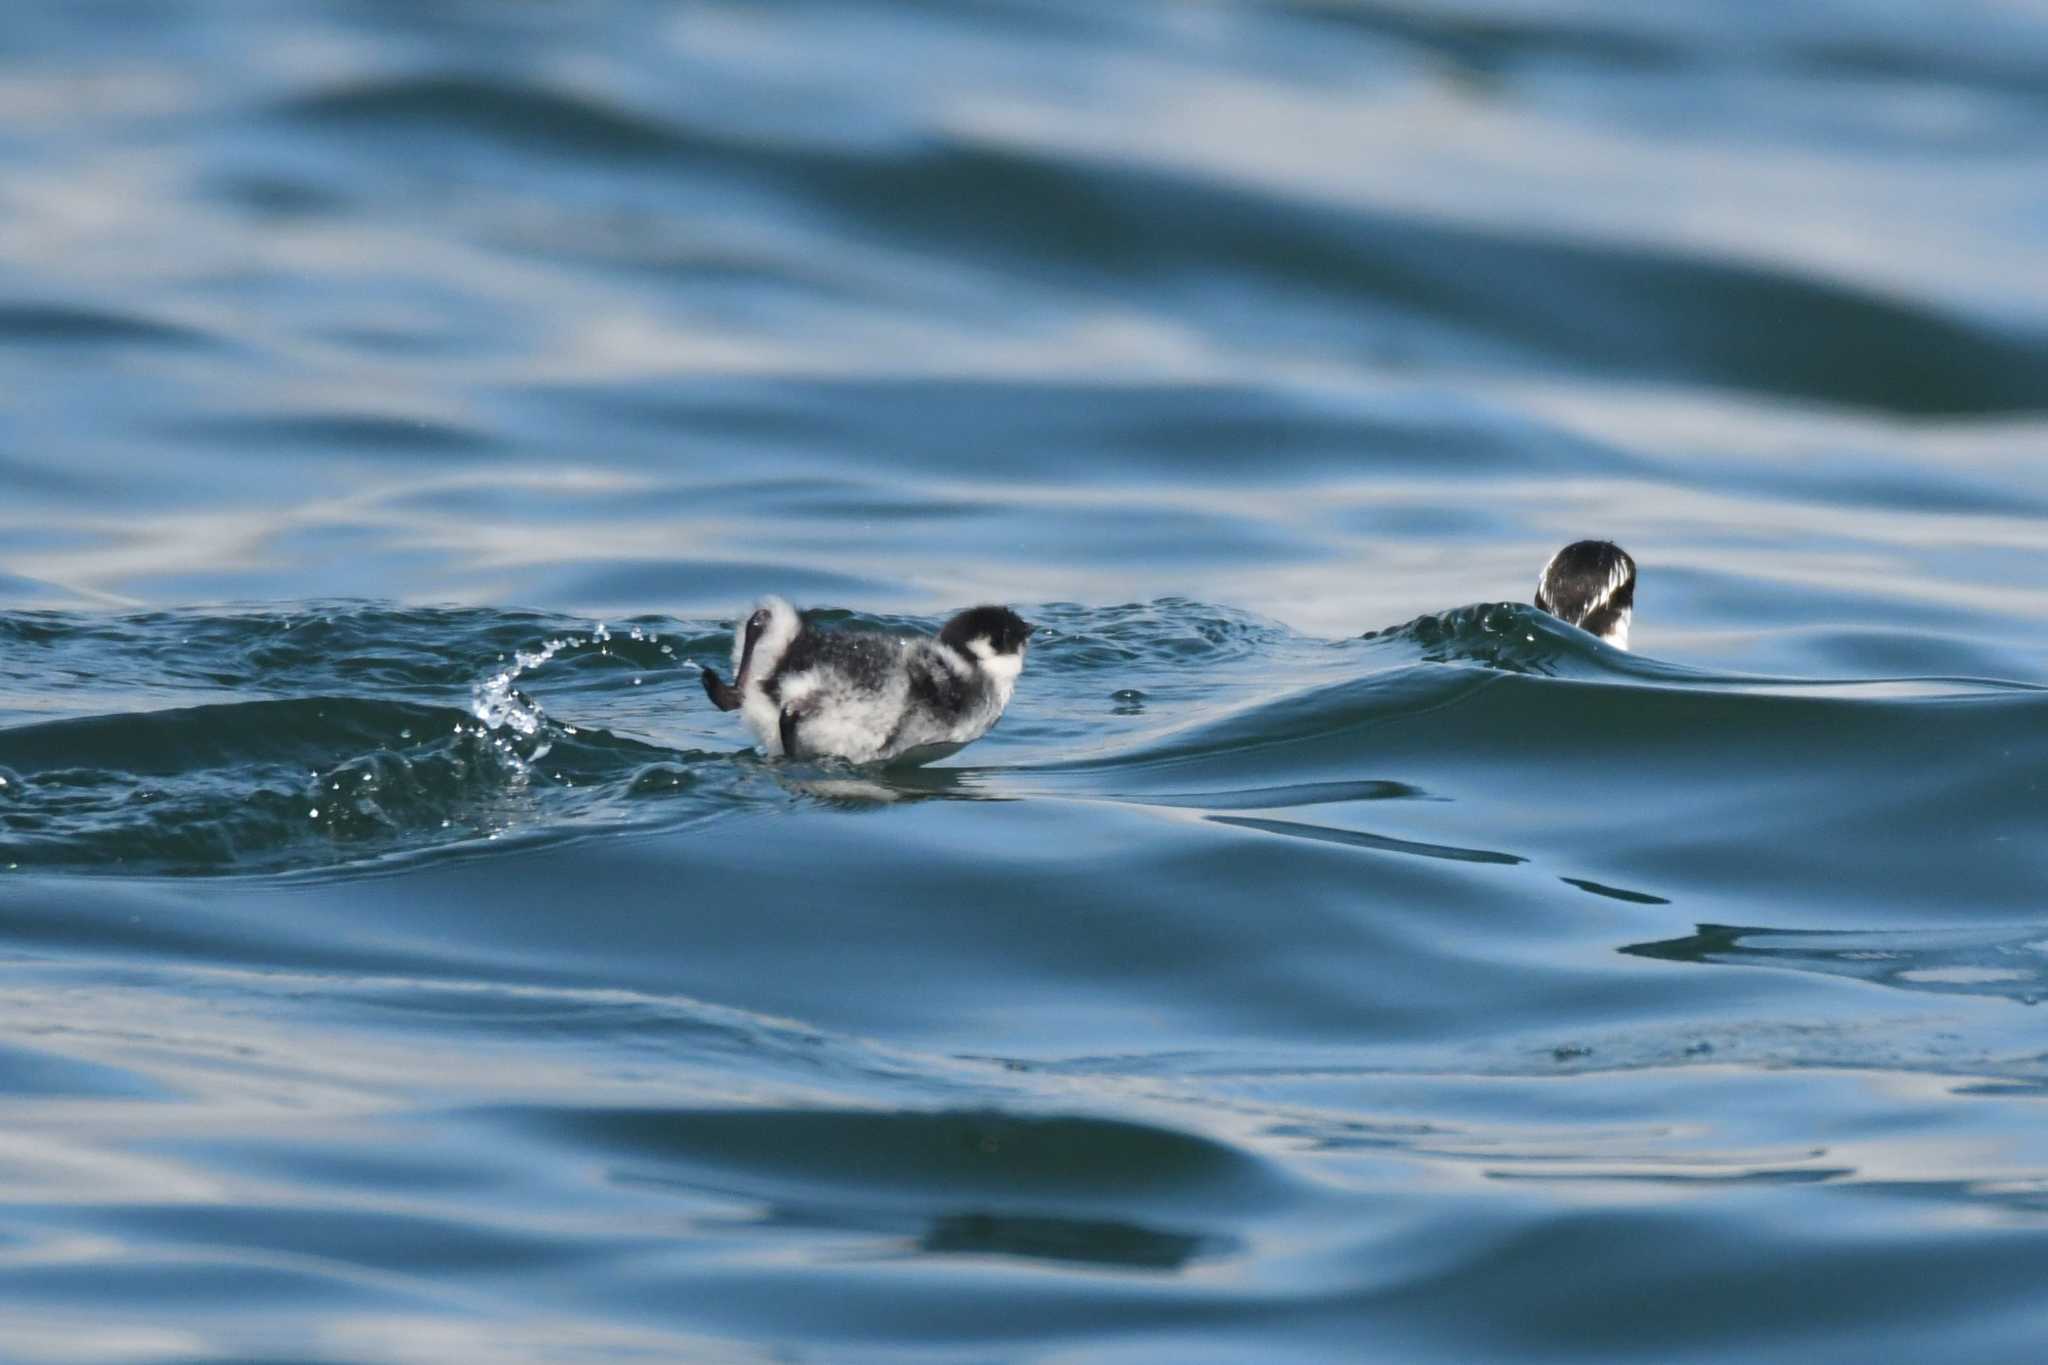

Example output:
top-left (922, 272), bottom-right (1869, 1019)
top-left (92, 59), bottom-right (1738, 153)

top-left (966, 637), bottom-right (1024, 707)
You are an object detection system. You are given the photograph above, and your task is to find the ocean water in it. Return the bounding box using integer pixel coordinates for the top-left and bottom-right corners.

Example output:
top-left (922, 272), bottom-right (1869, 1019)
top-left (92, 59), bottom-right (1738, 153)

top-left (4, 0), bottom-right (2048, 1359)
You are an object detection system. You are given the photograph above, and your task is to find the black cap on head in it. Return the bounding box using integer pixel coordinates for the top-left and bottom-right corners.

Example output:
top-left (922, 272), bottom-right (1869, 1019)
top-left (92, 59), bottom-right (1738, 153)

top-left (1536, 540), bottom-right (1635, 638)
top-left (938, 605), bottom-right (1034, 656)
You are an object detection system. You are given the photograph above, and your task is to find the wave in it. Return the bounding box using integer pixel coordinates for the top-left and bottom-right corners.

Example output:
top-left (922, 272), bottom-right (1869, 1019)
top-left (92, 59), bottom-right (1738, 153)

top-left (0, 691), bottom-right (712, 876)
top-left (482, 1103), bottom-right (1284, 1273)
top-left (281, 74), bottom-right (703, 161)
top-left (5, 601), bottom-right (2045, 895)
top-left (267, 73), bottom-right (2047, 418)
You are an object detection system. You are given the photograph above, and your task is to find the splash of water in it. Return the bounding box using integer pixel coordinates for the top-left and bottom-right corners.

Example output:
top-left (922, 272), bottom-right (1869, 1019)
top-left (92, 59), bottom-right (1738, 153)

top-left (466, 620), bottom-right (691, 768)
top-left (468, 629), bottom-right (609, 764)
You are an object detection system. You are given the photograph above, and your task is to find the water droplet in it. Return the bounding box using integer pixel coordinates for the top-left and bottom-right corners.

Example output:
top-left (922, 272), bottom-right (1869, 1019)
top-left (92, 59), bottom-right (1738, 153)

top-left (308, 808), bottom-right (320, 819)
top-left (399, 728), bottom-right (413, 740)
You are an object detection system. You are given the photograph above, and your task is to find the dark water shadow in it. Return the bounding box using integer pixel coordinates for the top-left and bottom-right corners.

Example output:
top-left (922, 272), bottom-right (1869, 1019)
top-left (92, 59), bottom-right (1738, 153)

top-left (1125, 779), bottom-right (1440, 811)
top-left (918, 1210), bottom-right (1230, 1271)
top-left (692, 1185), bottom-right (1236, 1273)
top-left (0, 301), bottom-right (218, 350)
top-left (1210, 814), bottom-right (1526, 866)
top-left (1624, 923), bottom-right (2048, 1003)
top-left (1562, 877), bottom-right (1671, 906)
top-left (1485, 1166), bottom-right (1854, 1187)
top-left (482, 1105), bottom-right (1297, 1276)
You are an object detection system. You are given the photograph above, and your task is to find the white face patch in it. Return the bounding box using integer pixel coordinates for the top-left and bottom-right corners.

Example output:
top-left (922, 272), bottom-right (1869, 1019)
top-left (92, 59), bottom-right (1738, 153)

top-left (1588, 557), bottom-right (1632, 620)
top-left (1600, 607), bottom-right (1632, 651)
top-left (974, 641), bottom-right (1024, 707)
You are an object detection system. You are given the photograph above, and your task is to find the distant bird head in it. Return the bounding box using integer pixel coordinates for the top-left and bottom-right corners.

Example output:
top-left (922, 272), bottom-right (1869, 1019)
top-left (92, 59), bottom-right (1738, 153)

top-left (1536, 541), bottom-right (1635, 649)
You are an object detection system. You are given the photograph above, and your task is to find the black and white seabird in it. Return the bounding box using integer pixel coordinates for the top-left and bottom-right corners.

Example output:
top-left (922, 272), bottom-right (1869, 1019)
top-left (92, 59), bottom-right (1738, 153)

top-left (700, 598), bottom-right (1034, 764)
top-left (1535, 540), bottom-right (1635, 648)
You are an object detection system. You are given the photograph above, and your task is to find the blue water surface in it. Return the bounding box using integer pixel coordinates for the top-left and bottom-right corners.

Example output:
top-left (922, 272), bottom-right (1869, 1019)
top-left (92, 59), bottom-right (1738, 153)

top-left (3, 0), bottom-right (2048, 1360)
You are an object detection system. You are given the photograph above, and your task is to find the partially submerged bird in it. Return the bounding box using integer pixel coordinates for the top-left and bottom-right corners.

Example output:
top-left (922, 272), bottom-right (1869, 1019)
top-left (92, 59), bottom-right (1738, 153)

top-left (1535, 540), bottom-right (1635, 648)
top-left (701, 598), bottom-right (1033, 764)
